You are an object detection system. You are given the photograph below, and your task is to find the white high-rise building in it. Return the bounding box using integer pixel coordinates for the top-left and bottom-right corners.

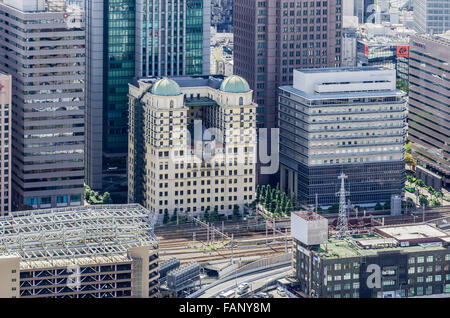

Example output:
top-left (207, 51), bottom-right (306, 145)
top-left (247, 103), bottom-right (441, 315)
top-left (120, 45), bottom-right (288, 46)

top-left (279, 67), bottom-right (407, 208)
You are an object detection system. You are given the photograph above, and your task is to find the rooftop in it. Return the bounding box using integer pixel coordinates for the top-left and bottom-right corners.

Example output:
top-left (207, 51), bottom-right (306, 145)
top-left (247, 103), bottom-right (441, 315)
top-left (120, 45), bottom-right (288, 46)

top-left (316, 234), bottom-right (448, 259)
top-left (297, 66), bottom-right (388, 73)
top-left (315, 223), bottom-right (450, 259)
top-left (0, 204), bottom-right (158, 269)
top-left (377, 224), bottom-right (449, 241)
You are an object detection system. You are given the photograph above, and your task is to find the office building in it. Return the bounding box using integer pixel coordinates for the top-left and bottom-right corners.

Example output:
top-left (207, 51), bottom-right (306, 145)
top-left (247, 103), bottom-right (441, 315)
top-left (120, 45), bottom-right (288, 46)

top-left (291, 211), bottom-right (450, 298)
top-left (0, 204), bottom-right (159, 298)
top-left (0, 0), bottom-right (85, 210)
top-left (353, 0), bottom-right (374, 24)
top-left (356, 23), bottom-right (415, 90)
top-left (234, 0), bottom-right (342, 131)
top-left (234, 0), bottom-right (343, 184)
top-left (413, 0), bottom-right (450, 35)
top-left (408, 33), bottom-right (450, 191)
top-left (128, 75), bottom-right (257, 222)
top-left (0, 73), bottom-right (11, 216)
top-left (279, 67), bottom-right (407, 207)
top-left (85, 0), bottom-right (210, 194)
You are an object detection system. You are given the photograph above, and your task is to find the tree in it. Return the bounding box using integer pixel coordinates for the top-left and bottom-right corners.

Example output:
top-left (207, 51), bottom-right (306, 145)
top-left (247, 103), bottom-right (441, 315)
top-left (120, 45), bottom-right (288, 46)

top-left (405, 153), bottom-right (416, 167)
top-left (419, 194), bottom-right (428, 207)
top-left (102, 192), bottom-right (112, 204)
top-left (210, 206), bottom-right (220, 222)
top-left (203, 207), bottom-right (210, 222)
top-left (374, 202), bottom-right (383, 210)
top-left (383, 201), bottom-right (390, 210)
top-left (170, 208), bottom-right (178, 222)
top-left (256, 185), bottom-right (261, 203)
top-left (285, 200), bottom-right (294, 216)
top-left (415, 179), bottom-right (425, 188)
top-left (232, 204), bottom-right (241, 220)
top-left (163, 208), bottom-right (169, 224)
top-left (274, 204), bottom-right (282, 216)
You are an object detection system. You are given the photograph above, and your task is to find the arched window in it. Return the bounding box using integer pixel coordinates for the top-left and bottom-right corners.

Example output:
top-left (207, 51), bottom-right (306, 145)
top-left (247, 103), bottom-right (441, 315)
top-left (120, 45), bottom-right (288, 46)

top-left (239, 97), bottom-right (243, 106)
top-left (170, 100), bottom-right (174, 108)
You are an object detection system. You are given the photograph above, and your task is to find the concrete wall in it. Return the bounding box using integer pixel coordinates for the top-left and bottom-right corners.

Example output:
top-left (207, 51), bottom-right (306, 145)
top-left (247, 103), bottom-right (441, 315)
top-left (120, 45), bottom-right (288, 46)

top-left (0, 255), bottom-right (20, 298)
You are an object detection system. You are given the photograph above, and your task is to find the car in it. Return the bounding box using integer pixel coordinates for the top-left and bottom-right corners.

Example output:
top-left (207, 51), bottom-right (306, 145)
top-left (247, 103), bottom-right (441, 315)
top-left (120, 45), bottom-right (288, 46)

top-left (277, 287), bottom-right (287, 297)
top-left (237, 283), bottom-right (250, 295)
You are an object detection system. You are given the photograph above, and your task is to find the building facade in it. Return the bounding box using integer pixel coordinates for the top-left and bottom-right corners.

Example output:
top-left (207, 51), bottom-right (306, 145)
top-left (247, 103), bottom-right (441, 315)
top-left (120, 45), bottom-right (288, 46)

top-left (233, 0), bottom-right (343, 184)
top-left (292, 216), bottom-right (450, 298)
top-left (0, 204), bottom-right (159, 298)
top-left (0, 73), bottom-right (11, 216)
top-left (408, 33), bottom-right (450, 191)
top-left (279, 67), bottom-right (406, 207)
top-left (128, 75), bottom-right (257, 222)
top-left (85, 0), bottom-right (210, 194)
top-left (356, 39), bottom-right (410, 90)
top-left (413, 0), bottom-right (450, 35)
top-left (0, 0), bottom-right (85, 210)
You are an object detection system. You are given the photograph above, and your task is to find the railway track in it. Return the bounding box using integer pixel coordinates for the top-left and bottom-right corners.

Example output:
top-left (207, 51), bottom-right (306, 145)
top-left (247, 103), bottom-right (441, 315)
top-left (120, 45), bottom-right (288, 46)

top-left (161, 245), bottom-right (289, 264)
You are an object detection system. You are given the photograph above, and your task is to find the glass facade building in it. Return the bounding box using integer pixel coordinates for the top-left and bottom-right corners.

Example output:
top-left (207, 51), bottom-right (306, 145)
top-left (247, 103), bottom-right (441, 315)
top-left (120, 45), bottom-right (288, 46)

top-left (104, 0), bottom-right (136, 154)
top-left (85, 0), bottom-right (210, 192)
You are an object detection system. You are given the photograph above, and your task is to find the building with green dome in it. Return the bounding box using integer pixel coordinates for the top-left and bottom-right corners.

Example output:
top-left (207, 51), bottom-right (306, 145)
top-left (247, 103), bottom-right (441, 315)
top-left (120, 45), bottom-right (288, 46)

top-left (128, 75), bottom-right (257, 222)
top-left (150, 78), bottom-right (182, 96)
top-left (219, 75), bottom-right (251, 93)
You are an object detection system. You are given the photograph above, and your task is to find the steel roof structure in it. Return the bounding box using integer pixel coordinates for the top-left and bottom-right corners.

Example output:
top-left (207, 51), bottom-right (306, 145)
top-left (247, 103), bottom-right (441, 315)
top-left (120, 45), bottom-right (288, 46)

top-left (0, 204), bottom-right (158, 265)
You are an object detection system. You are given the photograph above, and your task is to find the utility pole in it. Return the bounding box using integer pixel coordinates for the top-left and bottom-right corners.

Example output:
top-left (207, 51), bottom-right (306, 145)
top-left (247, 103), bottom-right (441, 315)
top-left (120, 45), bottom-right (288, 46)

top-left (422, 204), bottom-right (425, 223)
top-left (285, 228), bottom-right (288, 253)
top-left (336, 172), bottom-right (349, 239)
top-left (207, 223), bottom-right (210, 246)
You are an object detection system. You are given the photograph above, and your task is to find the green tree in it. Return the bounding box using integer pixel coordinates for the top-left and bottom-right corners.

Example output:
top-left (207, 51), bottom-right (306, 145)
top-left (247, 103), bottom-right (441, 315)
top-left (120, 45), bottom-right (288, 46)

top-left (163, 209), bottom-right (169, 224)
top-left (419, 194), bottom-right (428, 207)
top-left (383, 201), bottom-right (390, 210)
top-left (232, 204), bottom-right (241, 220)
top-left (374, 202), bottom-right (383, 210)
top-left (203, 208), bottom-right (210, 222)
top-left (285, 199), bottom-right (294, 216)
top-left (170, 208), bottom-right (178, 222)
top-left (256, 185), bottom-right (261, 203)
top-left (415, 179), bottom-right (425, 188)
top-left (102, 192), bottom-right (112, 204)
top-left (210, 206), bottom-right (220, 222)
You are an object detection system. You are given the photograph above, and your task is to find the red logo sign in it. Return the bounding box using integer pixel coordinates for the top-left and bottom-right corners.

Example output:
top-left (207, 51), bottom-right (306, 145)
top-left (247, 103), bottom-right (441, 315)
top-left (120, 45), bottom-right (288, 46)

top-left (364, 44), bottom-right (369, 57)
top-left (397, 46), bottom-right (409, 57)
top-left (63, 13), bottom-right (69, 19)
top-left (0, 84), bottom-right (4, 91)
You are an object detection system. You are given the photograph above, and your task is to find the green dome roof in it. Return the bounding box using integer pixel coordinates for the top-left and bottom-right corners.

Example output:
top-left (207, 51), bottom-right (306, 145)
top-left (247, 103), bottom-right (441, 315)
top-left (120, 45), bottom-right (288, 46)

top-left (151, 77), bottom-right (182, 96)
top-left (220, 75), bottom-right (250, 93)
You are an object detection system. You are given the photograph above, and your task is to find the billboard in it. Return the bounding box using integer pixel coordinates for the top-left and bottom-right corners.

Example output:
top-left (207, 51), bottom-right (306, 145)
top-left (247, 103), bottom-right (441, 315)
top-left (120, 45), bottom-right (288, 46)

top-left (364, 44), bottom-right (369, 56)
top-left (396, 46), bottom-right (409, 57)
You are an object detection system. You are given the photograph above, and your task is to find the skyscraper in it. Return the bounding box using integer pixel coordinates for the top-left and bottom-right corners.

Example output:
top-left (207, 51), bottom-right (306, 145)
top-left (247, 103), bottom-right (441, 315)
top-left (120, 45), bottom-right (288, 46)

top-left (234, 0), bottom-right (343, 184)
top-left (85, 0), bottom-right (210, 194)
top-left (408, 33), bottom-right (450, 191)
top-left (413, 0), bottom-right (450, 35)
top-left (0, 0), bottom-right (86, 210)
top-left (279, 67), bottom-right (406, 207)
top-left (0, 72), bottom-right (11, 216)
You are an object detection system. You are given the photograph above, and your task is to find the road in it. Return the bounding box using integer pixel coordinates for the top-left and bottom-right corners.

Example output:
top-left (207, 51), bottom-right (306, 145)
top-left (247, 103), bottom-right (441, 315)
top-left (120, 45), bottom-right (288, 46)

top-left (200, 265), bottom-right (292, 298)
